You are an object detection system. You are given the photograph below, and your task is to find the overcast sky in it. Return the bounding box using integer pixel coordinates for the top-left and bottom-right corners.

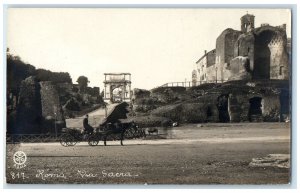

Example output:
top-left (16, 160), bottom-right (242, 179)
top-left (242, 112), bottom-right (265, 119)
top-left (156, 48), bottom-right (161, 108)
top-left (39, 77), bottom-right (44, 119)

top-left (7, 8), bottom-right (291, 90)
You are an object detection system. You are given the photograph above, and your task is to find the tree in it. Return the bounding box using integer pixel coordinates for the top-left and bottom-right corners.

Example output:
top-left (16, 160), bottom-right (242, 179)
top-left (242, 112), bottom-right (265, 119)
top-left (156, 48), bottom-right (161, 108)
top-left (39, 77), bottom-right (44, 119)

top-left (36, 69), bottom-right (72, 84)
top-left (76, 76), bottom-right (89, 93)
top-left (7, 52), bottom-right (36, 96)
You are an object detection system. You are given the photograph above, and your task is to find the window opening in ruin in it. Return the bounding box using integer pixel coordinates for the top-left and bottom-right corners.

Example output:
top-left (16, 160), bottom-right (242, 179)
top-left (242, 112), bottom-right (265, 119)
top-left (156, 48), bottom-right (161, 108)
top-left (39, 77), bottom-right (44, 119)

top-left (279, 66), bottom-right (284, 76)
top-left (248, 97), bottom-right (263, 122)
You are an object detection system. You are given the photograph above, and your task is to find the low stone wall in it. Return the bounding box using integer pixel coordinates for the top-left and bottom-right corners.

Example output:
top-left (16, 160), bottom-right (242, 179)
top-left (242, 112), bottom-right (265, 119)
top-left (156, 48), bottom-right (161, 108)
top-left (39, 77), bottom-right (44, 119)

top-left (131, 80), bottom-right (289, 124)
top-left (151, 87), bottom-right (189, 104)
top-left (151, 100), bottom-right (219, 123)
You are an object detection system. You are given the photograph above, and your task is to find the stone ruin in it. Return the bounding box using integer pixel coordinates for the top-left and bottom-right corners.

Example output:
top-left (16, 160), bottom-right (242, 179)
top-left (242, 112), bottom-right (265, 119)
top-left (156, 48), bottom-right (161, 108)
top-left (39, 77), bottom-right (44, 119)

top-left (40, 81), bottom-right (65, 133)
top-left (13, 76), bottom-right (65, 134)
top-left (194, 13), bottom-right (290, 84)
top-left (15, 76), bottom-right (42, 134)
top-left (132, 79), bottom-right (290, 125)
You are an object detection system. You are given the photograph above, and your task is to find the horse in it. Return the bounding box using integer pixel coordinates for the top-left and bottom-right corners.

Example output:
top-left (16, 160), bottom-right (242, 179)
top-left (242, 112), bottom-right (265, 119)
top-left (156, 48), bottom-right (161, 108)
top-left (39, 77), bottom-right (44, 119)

top-left (98, 120), bottom-right (138, 146)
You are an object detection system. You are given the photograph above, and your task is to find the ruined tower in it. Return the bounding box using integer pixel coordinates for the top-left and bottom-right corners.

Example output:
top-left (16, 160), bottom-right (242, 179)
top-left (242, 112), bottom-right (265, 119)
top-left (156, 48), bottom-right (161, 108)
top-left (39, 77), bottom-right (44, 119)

top-left (267, 31), bottom-right (289, 80)
top-left (241, 13), bottom-right (255, 33)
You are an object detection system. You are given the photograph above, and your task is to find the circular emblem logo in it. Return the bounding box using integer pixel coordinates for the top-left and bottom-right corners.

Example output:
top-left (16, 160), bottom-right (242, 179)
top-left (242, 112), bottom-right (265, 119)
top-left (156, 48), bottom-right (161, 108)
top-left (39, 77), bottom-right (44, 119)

top-left (13, 151), bottom-right (27, 169)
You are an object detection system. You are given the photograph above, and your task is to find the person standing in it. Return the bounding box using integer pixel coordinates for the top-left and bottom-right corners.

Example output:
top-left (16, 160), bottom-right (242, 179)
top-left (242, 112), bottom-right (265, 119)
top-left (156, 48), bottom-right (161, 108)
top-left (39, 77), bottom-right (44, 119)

top-left (83, 114), bottom-right (93, 135)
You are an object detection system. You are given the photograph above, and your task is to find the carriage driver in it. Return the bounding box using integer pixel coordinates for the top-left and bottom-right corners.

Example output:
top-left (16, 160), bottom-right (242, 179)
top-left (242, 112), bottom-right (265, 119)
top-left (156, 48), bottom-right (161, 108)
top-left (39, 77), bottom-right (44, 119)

top-left (83, 114), bottom-right (94, 135)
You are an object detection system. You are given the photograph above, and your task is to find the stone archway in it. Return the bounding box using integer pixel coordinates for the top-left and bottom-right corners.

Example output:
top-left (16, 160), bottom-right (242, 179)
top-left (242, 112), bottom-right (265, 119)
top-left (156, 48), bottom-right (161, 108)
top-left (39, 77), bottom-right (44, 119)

top-left (254, 30), bottom-right (275, 79)
top-left (253, 28), bottom-right (288, 80)
top-left (103, 73), bottom-right (132, 103)
top-left (248, 97), bottom-right (263, 122)
top-left (217, 94), bottom-right (230, 123)
top-left (111, 86), bottom-right (124, 103)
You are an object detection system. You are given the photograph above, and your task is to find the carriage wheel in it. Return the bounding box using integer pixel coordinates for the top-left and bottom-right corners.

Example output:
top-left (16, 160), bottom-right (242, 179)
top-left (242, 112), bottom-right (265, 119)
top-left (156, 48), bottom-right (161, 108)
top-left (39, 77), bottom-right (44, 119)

top-left (88, 135), bottom-right (99, 146)
top-left (60, 134), bottom-right (72, 147)
top-left (124, 127), bottom-right (135, 139)
top-left (60, 140), bottom-right (69, 147)
top-left (69, 141), bottom-right (77, 146)
top-left (88, 140), bottom-right (99, 146)
top-left (67, 134), bottom-right (78, 146)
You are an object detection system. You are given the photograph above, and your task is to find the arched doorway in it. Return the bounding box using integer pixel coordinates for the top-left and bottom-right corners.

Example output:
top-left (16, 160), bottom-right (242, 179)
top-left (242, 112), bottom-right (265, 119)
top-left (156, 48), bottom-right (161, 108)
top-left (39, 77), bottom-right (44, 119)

top-left (254, 30), bottom-right (275, 79)
top-left (103, 73), bottom-right (132, 103)
top-left (112, 87), bottom-right (123, 103)
top-left (280, 89), bottom-right (290, 122)
top-left (217, 95), bottom-right (230, 123)
top-left (206, 106), bottom-right (213, 122)
top-left (248, 97), bottom-right (263, 122)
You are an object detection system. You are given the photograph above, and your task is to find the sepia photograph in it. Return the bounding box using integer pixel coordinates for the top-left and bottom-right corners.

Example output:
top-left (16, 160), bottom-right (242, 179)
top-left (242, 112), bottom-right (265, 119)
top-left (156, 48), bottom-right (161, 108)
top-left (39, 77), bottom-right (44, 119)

top-left (5, 7), bottom-right (292, 185)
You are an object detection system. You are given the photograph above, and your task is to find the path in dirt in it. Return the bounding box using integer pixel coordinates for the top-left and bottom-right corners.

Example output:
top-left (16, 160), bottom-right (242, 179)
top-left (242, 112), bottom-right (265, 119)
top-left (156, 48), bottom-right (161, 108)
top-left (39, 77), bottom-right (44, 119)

top-left (65, 103), bottom-right (118, 128)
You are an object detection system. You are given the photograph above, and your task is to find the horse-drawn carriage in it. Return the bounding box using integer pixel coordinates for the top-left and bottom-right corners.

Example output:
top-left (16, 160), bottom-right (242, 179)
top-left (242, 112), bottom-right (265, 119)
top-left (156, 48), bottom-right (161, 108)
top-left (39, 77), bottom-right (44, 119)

top-left (60, 119), bottom-right (145, 147)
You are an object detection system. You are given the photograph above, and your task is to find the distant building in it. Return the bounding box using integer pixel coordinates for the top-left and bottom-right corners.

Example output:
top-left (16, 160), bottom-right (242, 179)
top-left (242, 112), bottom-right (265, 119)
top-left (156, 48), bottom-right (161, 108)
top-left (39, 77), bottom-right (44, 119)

top-left (193, 13), bottom-right (290, 83)
top-left (196, 49), bottom-right (216, 84)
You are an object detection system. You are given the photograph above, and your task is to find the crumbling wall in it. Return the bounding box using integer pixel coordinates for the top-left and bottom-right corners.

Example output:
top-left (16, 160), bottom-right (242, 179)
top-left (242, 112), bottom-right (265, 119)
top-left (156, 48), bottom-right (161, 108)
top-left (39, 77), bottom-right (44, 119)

top-left (216, 28), bottom-right (242, 81)
top-left (253, 26), bottom-right (289, 80)
top-left (262, 95), bottom-right (281, 122)
top-left (216, 28), bottom-right (242, 65)
top-left (132, 81), bottom-right (288, 125)
top-left (40, 81), bottom-right (65, 132)
top-left (151, 87), bottom-right (188, 103)
top-left (228, 56), bottom-right (252, 80)
top-left (40, 81), bottom-right (64, 120)
top-left (151, 101), bottom-right (219, 123)
top-left (236, 95), bottom-right (251, 122)
top-left (150, 92), bottom-right (220, 123)
top-left (228, 94), bottom-right (241, 122)
top-left (132, 87), bottom-right (189, 114)
top-left (16, 76), bottom-right (42, 134)
top-left (234, 33), bottom-right (255, 71)
top-left (268, 34), bottom-right (289, 80)
top-left (228, 92), bottom-right (281, 122)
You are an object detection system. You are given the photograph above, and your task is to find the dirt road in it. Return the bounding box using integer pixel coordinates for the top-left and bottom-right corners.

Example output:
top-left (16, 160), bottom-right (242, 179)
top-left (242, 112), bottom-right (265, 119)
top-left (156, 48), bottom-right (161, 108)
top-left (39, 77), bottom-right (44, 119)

top-left (6, 122), bottom-right (290, 184)
top-left (65, 103), bottom-right (118, 128)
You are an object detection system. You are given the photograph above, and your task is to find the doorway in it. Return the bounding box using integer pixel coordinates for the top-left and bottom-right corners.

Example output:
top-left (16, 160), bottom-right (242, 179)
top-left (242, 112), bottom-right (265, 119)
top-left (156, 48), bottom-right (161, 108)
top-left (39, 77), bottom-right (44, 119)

top-left (248, 97), bottom-right (263, 122)
top-left (217, 95), bottom-right (230, 123)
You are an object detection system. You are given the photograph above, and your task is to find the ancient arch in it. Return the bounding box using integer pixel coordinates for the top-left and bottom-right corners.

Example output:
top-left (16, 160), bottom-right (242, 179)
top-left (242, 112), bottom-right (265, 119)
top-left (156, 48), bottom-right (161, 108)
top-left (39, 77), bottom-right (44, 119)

top-left (217, 94), bottom-right (230, 123)
top-left (103, 73), bottom-right (132, 103)
top-left (253, 30), bottom-right (275, 79)
top-left (248, 96), bottom-right (263, 122)
top-left (253, 27), bottom-right (288, 80)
